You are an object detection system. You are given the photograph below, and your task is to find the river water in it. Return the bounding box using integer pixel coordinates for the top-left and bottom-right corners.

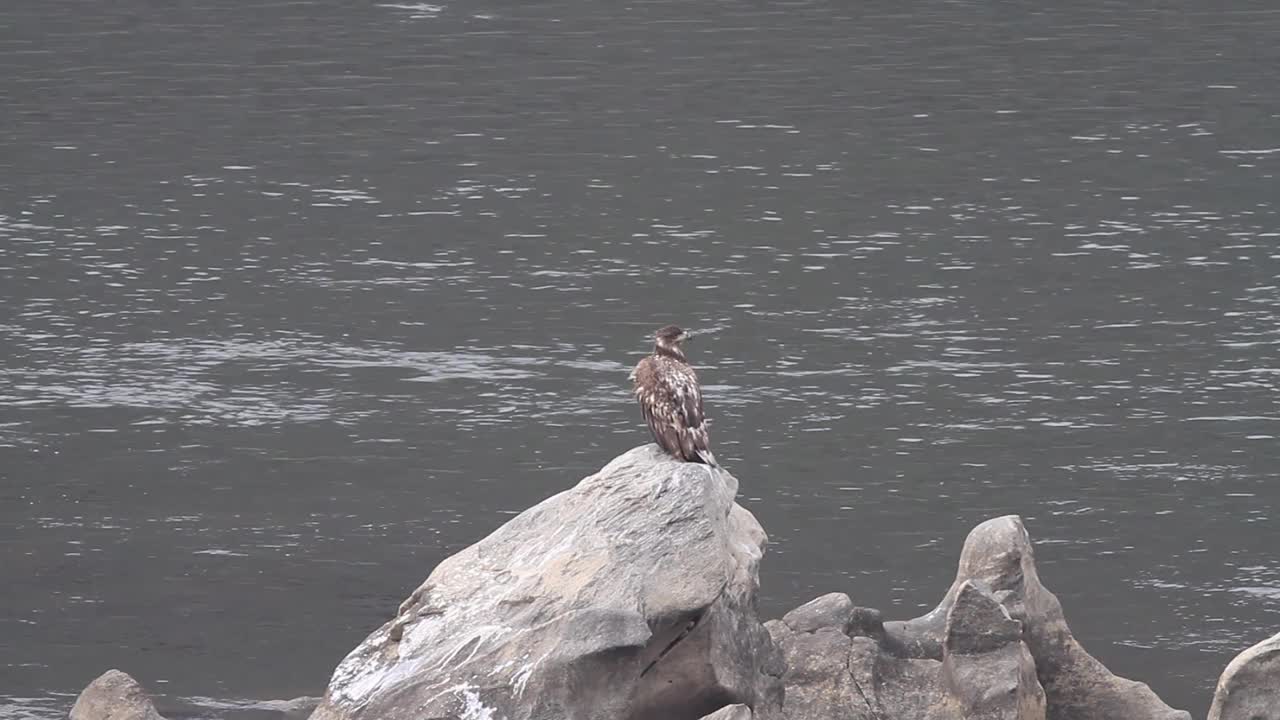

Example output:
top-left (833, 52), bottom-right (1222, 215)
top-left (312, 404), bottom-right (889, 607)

top-left (3, 0), bottom-right (1279, 716)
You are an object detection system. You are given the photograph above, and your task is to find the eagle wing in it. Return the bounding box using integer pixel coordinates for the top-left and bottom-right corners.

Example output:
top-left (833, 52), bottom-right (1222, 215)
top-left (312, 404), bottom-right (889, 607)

top-left (632, 355), bottom-right (714, 464)
top-left (633, 357), bottom-right (682, 458)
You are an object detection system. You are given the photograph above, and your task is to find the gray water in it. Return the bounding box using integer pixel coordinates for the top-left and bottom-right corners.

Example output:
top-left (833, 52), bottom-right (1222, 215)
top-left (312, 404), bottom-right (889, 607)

top-left (3, 0), bottom-right (1279, 716)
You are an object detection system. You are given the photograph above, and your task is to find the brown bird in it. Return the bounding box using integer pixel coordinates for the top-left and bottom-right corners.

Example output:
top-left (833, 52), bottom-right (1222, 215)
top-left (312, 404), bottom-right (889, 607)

top-left (629, 325), bottom-right (717, 466)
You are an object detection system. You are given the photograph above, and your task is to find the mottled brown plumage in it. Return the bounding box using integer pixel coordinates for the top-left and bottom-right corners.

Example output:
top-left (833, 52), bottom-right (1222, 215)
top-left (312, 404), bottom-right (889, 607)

top-left (629, 325), bottom-right (716, 465)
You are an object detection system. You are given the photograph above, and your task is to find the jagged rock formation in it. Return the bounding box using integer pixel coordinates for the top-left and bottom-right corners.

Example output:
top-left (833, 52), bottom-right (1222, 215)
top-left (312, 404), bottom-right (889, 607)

top-left (309, 445), bottom-right (783, 720)
top-left (769, 515), bottom-right (1190, 720)
top-left (69, 670), bottom-right (166, 720)
top-left (1208, 630), bottom-right (1280, 720)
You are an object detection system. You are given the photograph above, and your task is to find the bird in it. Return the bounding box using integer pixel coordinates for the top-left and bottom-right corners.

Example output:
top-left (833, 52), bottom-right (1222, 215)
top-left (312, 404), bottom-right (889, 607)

top-left (629, 325), bottom-right (717, 466)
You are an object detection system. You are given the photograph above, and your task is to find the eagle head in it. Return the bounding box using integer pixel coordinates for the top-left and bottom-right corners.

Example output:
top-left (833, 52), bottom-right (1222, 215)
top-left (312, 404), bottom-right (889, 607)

top-left (654, 325), bottom-right (692, 357)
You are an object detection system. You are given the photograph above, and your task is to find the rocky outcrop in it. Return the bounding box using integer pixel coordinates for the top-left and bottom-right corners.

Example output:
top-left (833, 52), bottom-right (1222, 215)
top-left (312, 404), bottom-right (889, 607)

top-left (771, 515), bottom-right (1190, 720)
top-left (75, 458), bottom-right (1254, 719)
top-left (1208, 630), bottom-right (1280, 720)
top-left (70, 670), bottom-right (166, 720)
top-left (767, 584), bottom-right (1044, 720)
top-left (309, 445), bottom-right (783, 720)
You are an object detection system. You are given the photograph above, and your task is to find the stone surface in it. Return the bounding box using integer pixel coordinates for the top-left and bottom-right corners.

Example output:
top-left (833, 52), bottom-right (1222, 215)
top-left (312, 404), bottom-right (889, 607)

top-left (699, 704), bottom-right (753, 720)
top-left (781, 592), bottom-right (854, 634)
top-left (944, 581), bottom-right (1023, 655)
top-left (309, 444), bottom-right (783, 720)
top-left (1208, 630), bottom-right (1280, 720)
top-left (773, 515), bottom-right (1188, 720)
top-left (767, 620), bottom-right (868, 720)
top-left (887, 516), bottom-right (1189, 720)
top-left (70, 670), bottom-right (166, 720)
top-left (941, 581), bottom-right (1045, 720)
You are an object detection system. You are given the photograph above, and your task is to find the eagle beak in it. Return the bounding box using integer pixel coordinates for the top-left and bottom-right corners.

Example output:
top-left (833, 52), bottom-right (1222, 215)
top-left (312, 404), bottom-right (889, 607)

top-left (680, 331), bottom-right (694, 342)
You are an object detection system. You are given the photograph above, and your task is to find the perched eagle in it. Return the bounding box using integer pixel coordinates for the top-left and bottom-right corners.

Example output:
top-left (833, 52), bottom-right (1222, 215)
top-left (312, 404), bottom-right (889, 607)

top-left (629, 325), bottom-right (717, 466)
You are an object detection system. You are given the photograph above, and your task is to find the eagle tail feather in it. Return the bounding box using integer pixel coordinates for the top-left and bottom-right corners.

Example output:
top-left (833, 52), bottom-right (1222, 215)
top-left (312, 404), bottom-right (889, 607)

top-left (694, 448), bottom-right (719, 468)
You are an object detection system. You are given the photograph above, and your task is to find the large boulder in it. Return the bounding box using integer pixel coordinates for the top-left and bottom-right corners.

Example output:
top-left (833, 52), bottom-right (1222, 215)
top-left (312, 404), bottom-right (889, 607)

top-left (771, 515), bottom-right (1189, 720)
top-left (1208, 630), bottom-right (1280, 720)
top-left (309, 445), bottom-right (784, 720)
top-left (70, 670), bottom-right (166, 720)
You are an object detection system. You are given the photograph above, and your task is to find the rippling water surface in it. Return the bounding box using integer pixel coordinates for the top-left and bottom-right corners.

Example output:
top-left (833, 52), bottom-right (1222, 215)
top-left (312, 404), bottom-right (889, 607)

top-left (3, 0), bottom-right (1279, 716)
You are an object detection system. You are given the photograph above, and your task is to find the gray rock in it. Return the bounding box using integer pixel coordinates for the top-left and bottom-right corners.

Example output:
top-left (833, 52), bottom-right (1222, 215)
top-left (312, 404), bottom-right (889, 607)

top-left (69, 670), bottom-right (166, 720)
top-left (767, 624), bottom-right (865, 719)
top-left (941, 581), bottom-right (1045, 720)
top-left (774, 516), bottom-right (1187, 720)
top-left (1208, 630), bottom-right (1280, 720)
top-left (846, 605), bottom-right (886, 641)
top-left (944, 581), bottom-right (1023, 656)
top-left (772, 596), bottom-right (963, 719)
top-left (781, 592), bottom-right (854, 634)
top-left (912, 516), bottom-right (1189, 720)
top-left (700, 704), bottom-right (753, 720)
top-left (309, 445), bottom-right (783, 720)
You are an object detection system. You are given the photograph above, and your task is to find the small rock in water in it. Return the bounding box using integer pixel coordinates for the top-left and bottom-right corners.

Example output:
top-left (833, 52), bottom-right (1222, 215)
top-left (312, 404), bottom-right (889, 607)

top-left (70, 669), bottom-right (166, 720)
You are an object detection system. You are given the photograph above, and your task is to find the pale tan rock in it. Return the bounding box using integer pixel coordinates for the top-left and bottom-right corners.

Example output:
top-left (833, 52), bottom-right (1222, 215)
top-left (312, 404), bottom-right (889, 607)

top-left (69, 670), bottom-right (165, 720)
top-left (1208, 630), bottom-right (1280, 720)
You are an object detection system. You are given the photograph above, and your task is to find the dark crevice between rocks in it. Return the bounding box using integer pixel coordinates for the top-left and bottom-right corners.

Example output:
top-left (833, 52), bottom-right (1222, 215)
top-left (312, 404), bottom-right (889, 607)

top-left (641, 610), bottom-right (706, 677)
top-left (844, 651), bottom-right (887, 720)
